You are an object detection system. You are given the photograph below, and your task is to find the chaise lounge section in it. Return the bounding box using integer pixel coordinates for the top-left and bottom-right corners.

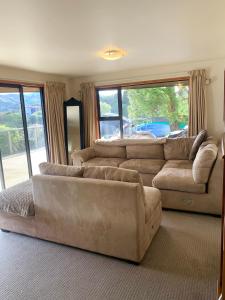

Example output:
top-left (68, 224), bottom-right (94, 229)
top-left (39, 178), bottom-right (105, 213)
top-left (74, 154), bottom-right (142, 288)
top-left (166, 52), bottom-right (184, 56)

top-left (0, 166), bottom-right (162, 263)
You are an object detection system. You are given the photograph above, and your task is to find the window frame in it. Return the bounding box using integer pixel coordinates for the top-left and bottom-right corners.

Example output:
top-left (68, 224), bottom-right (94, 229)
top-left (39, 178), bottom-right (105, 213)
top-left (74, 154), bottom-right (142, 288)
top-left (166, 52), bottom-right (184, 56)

top-left (96, 86), bottom-right (124, 138)
top-left (96, 77), bottom-right (190, 140)
top-left (0, 82), bottom-right (49, 189)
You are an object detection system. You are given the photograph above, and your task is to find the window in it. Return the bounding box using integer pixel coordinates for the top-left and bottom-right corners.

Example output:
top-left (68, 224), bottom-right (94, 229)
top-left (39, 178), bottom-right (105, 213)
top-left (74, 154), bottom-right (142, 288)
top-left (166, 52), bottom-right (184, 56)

top-left (96, 79), bottom-right (189, 140)
top-left (0, 83), bottom-right (48, 190)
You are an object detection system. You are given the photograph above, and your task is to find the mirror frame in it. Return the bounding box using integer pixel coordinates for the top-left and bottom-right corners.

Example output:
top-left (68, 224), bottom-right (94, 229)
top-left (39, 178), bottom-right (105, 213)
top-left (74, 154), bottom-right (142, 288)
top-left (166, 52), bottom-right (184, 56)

top-left (63, 97), bottom-right (84, 164)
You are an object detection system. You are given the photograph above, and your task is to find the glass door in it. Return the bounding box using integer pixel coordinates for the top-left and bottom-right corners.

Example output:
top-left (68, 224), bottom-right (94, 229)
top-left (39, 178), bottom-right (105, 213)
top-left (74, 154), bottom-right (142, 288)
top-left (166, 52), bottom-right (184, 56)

top-left (0, 84), bottom-right (48, 190)
top-left (0, 86), bottom-right (29, 189)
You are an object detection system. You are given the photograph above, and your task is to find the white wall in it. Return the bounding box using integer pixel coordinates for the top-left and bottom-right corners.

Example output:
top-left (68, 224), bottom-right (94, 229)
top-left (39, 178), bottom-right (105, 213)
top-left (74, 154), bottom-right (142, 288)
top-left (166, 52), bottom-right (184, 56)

top-left (0, 65), bottom-right (72, 98)
top-left (69, 58), bottom-right (225, 139)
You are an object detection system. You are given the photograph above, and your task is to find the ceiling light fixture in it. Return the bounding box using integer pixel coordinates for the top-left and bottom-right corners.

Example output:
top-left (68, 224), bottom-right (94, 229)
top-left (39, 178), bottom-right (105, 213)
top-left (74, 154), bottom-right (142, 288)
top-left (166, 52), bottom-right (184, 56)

top-left (100, 48), bottom-right (127, 61)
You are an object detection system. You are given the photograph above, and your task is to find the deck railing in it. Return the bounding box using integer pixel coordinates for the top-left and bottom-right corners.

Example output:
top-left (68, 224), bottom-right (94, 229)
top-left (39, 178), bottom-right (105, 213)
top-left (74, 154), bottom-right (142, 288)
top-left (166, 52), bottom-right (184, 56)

top-left (0, 125), bottom-right (45, 157)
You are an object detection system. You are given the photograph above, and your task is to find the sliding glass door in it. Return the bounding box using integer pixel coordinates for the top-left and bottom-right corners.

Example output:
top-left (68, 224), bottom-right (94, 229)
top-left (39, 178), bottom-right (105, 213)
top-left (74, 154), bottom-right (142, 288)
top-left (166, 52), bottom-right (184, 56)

top-left (0, 84), bottom-right (48, 190)
top-left (0, 86), bottom-right (29, 189)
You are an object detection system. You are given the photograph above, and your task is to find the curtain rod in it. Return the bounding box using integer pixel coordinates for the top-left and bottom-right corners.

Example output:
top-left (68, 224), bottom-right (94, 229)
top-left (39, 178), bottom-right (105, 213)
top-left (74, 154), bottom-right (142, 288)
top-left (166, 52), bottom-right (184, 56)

top-left (91, 70), bottom-right (189, 86)
top-left (95, 76), bottom-right (190, 89)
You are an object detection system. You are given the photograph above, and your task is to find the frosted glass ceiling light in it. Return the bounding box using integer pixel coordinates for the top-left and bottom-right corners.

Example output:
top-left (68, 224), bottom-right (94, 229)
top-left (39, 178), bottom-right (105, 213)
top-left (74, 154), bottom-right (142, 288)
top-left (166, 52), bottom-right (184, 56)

top-left (100, 48), bottom-right (127, 61)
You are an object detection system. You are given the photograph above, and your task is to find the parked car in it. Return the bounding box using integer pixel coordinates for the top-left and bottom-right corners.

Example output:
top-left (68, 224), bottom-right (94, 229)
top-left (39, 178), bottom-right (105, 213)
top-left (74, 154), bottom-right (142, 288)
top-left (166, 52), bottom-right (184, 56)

top-left (135, 122), bottom-right (171, 137)
top-left (167, 126), bottom-right (188, 138)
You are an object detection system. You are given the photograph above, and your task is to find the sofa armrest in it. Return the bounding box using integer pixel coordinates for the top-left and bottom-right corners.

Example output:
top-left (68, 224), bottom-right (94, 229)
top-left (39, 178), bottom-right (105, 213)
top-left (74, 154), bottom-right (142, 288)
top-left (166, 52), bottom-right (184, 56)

top-left (208, 147), bottom-right (223, 196)
top-left (71, 147), bottom-right (95, 166)
top-left (200, 144), bottom-right (223, 215)
top-left (192, 144), bottom-right (218, 184)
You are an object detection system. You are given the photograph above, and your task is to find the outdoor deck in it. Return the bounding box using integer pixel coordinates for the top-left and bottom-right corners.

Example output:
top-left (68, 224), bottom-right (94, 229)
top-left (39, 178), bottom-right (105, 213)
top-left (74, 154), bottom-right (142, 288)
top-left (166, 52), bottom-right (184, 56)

top-left (1, 148), bottom-right (47, 190)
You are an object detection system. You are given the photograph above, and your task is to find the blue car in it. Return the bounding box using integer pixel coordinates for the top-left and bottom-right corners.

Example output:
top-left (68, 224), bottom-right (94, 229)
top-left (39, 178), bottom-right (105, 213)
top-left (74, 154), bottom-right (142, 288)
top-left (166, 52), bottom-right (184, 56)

top-left (135, 122), bottom-right (171, 137)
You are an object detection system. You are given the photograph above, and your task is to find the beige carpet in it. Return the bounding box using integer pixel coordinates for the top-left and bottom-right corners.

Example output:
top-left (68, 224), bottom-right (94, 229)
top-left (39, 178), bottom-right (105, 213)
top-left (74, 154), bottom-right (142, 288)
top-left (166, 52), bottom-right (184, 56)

top-left (0, 211), bottom-right (220, 300)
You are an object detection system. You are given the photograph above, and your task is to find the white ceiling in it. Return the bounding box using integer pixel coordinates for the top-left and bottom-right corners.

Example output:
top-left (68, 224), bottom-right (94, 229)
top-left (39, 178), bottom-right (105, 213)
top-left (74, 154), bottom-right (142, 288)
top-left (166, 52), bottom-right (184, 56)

top-left (0, 0), bottom-right (225, 77)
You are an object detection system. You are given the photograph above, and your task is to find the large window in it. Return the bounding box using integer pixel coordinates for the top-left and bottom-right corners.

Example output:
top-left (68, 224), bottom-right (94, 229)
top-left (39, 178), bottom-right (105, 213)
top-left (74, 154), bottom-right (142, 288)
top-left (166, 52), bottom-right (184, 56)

top-left (96, 79), bottom-right (189, 140)
top-left (0, 83), bottom-right (48, 190)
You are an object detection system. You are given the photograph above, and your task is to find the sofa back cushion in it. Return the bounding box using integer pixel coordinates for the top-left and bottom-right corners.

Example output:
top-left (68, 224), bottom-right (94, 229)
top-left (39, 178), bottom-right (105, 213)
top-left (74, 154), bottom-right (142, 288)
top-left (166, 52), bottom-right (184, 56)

top-left (126, 144), bottom-right (164, 159)
top-left (83, 166), bottom-right (143, 185)
top-left (164, 138), bottom-right (194, 160)
top-left (93, 144), bottom-right (126, 158)
top-left (39, 162), bottom-right (84, 177)
top-left (192, 144), bottom-right (218, 184)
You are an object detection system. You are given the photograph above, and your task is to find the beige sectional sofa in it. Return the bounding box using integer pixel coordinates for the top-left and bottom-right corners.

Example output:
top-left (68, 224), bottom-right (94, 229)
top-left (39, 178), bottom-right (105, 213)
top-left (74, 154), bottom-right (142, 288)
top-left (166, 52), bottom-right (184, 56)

top-left (72, 137), bottom-right (223, 215)
top-left (0, 166), bottom-right (162, 263)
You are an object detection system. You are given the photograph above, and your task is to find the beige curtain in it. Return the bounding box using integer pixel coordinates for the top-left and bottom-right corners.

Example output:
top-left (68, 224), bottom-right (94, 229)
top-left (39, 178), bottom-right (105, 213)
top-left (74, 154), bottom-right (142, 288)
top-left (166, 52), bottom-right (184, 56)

top-left (188, 69), bottom-right (207, 136)
top-left (44, 82), bottom-right (67, 164)
top-left (80, 82), bottom-right (99, 147)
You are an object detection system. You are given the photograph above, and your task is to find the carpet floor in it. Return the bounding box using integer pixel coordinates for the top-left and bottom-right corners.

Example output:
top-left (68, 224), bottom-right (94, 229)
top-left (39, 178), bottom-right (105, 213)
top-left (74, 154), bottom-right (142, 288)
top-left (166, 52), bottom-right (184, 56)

top-left (0, 211), bottom-right (221, 300)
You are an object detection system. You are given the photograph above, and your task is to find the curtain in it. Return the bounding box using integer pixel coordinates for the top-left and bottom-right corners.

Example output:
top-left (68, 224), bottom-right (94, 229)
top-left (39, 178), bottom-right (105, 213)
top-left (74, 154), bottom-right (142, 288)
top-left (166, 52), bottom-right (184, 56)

top-left (80, 82), bottom-right (99, 147)
top-left (44, 82), bottom-right (67, 164)
top-left (188, 69), bottom-right (207, 136)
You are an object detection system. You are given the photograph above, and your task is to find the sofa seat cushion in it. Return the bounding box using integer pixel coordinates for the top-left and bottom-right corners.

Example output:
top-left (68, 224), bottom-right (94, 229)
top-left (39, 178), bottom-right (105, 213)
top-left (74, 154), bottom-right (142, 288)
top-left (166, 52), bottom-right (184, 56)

top-left (119, 159), bottom-right (165, 174)
top-left (144, 186), bottom-right (161, 223)
top-left (163, 160), bottom-right (193, 169)
top-left (140, 173), bottom-right (155, 187)
top-left (83, 157), bottom-right (126, 167)
top-left (152, 167), bottom-right (205, 194)
top-left (0, 180), bottom-right (34, 217)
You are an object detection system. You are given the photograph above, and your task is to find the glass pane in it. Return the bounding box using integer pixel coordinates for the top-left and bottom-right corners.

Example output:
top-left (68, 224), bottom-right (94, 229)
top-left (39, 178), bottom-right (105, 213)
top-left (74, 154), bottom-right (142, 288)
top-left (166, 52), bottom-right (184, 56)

top-left (100, 120), bottom-right (120, 140)
top-left (98, 89), bottom-right (119, 117)
top-left (23, 87), bottom-right (47, 175)
top-left (122, 83), bottom-right (189, 138)
top-left (0, 152), bottom-right (4, 191)
top-left (0, 86), bottom-right (29, 188)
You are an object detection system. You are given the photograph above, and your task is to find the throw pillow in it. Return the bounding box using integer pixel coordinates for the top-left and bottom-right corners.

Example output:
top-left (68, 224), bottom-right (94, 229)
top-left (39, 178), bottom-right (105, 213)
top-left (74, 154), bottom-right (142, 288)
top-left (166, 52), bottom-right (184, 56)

top-left (189, 130), bottom-right (208, 160)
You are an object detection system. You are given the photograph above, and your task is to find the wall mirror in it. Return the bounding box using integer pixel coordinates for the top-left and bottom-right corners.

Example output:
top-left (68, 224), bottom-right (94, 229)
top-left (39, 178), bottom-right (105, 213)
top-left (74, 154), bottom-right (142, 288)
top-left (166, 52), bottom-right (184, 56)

top-left (64, 98), bottom-right (84, 164)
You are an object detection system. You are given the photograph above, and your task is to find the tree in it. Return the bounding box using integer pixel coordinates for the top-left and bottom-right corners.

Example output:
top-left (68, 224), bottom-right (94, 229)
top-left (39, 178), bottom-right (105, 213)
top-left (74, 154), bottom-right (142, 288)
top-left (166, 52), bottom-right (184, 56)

top-left (99, 92), bottom-right (118, 115)
top-left (100, 101), bottom-right (111, 115)
top-left (29, 111), bottom-right (43, 125)
top-left (0, 124), bottom-right (24, 156)
top-left (0, 112), bottom-right (23, 128)
top-left (126, 85), bottom-right (188, 131)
